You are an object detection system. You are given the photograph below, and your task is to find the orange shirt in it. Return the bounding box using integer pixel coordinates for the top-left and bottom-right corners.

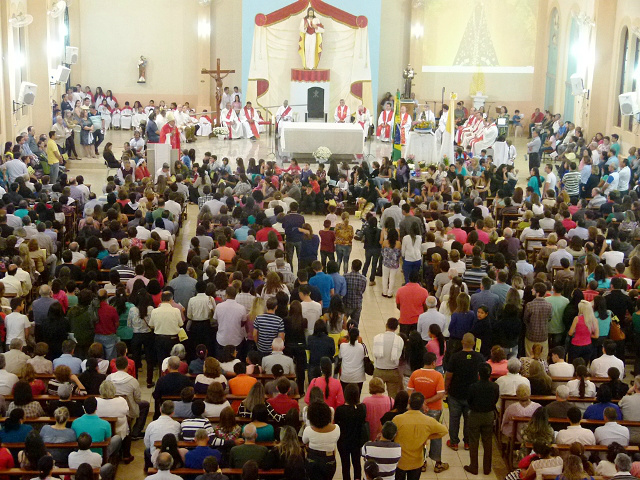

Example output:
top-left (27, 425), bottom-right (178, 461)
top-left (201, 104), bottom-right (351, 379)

top-left (228, 374), bottom-right (257, 396)
top-left (407, 368), bottom-right (445, 410)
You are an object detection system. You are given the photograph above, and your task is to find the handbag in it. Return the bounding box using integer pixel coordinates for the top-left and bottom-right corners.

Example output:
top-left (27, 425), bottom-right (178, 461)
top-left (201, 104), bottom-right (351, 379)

top-left (363, 343), bottom-right (374, 376)
top-left (609, 315), bottom-right (626, 341)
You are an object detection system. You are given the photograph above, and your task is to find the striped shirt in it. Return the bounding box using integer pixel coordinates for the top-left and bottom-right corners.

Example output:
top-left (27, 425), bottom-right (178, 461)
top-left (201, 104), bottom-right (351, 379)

top-left (361, 440), bottom-right (402, 478)
top-left (253, 313), bottom-right (285, 353)
top-left (180, 417), bottom-right (215, 441)
top-left (562, 171), bottom-right (581, 196)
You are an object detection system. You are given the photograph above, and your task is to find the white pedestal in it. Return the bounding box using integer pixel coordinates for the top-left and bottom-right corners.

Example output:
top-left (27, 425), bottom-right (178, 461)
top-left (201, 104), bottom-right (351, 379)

top-left (290, 81), bottom-right (330, 121)
top-left (472, 93), bottom-right (488, 110)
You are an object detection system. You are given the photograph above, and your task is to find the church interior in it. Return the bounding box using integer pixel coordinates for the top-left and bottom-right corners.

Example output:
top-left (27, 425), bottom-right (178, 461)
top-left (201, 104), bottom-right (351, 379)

top-left (0, 1), bottom-right (639, 480)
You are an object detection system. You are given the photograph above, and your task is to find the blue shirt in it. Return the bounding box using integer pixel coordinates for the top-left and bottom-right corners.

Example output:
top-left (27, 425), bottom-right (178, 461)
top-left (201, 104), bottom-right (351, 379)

top-left (181, 155), bottom-right (192, 169)
top-left (72, 415), bottom-right (112, 453)
top-left (330, 272), bottom-right (347, 297)
top-left (53, 354), bottom-right (83, 375)
top-left (185, 446), bottom-right (221, 469)
top-left (583, 402), bottom-right (622, 421)
top-left (449, 311), bottom-right (476, 340)
top-left (300, 235), bottom-right (320, 261)
top-left (0, 424), bottom-right (32, 443)
top-left (281, 213), bottom-right (305, 243)
top-left (309, 272), bottom-right (334, 308)
top-left (234, 226), bottom-right (250, 242)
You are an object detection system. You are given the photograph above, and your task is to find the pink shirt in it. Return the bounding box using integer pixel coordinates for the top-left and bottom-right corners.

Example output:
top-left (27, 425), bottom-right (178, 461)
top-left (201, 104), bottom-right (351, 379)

top-left (52, 290), bottom-right (68, 313)
top-left (571, 315), bottom-right (592, 347)
top-left (363, 394), bottom-right (394, 441)
top-left (476, 229), bottom-right (489, 244)
top-left (487, 359), bottom-right (508, 377)
top-left (305, 376), bottom-right (345, 409)
top-left (501, 401), bottom-right (542, 439)
top-left (426, 339), bottom-right (444, 366)
top-left (449, 228), bottom-right (468, 244)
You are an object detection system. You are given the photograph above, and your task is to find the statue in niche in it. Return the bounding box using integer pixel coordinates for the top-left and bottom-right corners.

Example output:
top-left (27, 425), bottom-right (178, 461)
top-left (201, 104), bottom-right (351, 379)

top-left (138, 56), bottom-right (148, 83)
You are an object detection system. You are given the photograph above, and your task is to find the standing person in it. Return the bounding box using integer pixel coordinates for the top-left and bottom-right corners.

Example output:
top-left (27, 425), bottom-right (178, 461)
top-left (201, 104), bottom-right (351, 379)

top-left (395, 271), bottom-right (429, 335)
top-left (527, 129), bottom-right (541, 170)
top-left (283, 300), bottom-right (307, 395)
top-left (393, 392), bottom-right (449, 477)
top-left (401, 223), bottom-right (422, 285)
top-left (253, 297), bottom-right (285, 360)
top-left (546, 280), bottom-right (570, 349)
top-left (46, 131), bottom-right (62, 183)
top-left (334, 212), bottom-right (354, 275)
top-left (343, 260), bottom-right (367, 325)
top-left (362, 216), bottom-right (381, 286)
top-left (338, 327), bottom-right (366, 393)
top-left (523, 283), bottom-right (553, 359)
top-left (372, 317), bottom-right (404, 399)
top-left (464, 362), bottom-right (500, 476)
top-left (127, 289), bottom-right (156, 388)
top-left (281, 202), bottom-right (305, 268)
top-left (149, 291), bottom-right (183, 365)
top-left (361, 421), bottom-right (402, 479)
top-left (305, 357), bottom-right (344, 409)
top-left (213, 286), bottom-right (247, 360)
top-left (301, 401), bottom-right (340, 480)
top-left (406, 351), bottom-right (446, 471)
top-left (95, 290), bottom-right (120, 360)
top-left (445, 333), bottom-right (484, 451)
top-left (381, 228), bottom-right (402, 298)
top-left (186, 281), bottom-right (216, 357)
top-left (308, 261), bottom-right (334, 311)
top-left (334, 383), bottom-right (367, 480)
top-left (568, 300), bottom-right (600, 364)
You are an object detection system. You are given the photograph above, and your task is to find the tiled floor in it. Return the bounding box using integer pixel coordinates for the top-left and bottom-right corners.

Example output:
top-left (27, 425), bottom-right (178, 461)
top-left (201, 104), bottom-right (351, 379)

top-left (67, 128), bottom-right (531, 480)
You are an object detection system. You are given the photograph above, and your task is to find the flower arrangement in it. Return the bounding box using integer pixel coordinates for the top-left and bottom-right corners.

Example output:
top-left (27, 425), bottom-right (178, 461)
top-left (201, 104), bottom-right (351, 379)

top-left (418, 161), bottom-right (426, 169)
top-left (442, 155), bottom-right (450, 166)
top-left (414, 120), bottom-right (435, 130)
top-left (313, 146), bottom-right (332, 161)
top-left (212, 126), bottom-right (229, 136)
top-left (406, 154), bottom-right (415, 165)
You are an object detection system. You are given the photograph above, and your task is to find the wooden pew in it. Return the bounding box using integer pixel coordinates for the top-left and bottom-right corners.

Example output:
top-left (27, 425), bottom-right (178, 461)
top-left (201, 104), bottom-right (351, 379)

top-left (0, 468), bottom-right (100, 479)
top-left (2, 441), bottom-right (111, 464)
top-left (153, 440), bottom-right (276, 448)
top-left (147, 468), bottom-right (285, 476)
top-left (172, 416), bottom-right (251, 424)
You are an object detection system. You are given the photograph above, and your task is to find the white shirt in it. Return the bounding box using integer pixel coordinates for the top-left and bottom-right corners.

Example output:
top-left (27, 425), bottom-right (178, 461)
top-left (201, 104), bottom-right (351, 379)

top-left (548, 362), bottom-right (575, 377)
top-left (545, 171), bottom-right (557, 192)
top-left (4, 312), bottom-right (31, 345)
top-left (602, 251), bottom-right (625, 268)
top-left (144, 415), bottom-right (181, 455)
top-left (186, 293), bottom-right (215, 321)
top-left (339, 342), bottom-right (366, 383)
top-left (496, 373), bottom-right (530, 396)
top-left (204, 400), bottom-right (231, 417)
top-left (555, 425), bottom-right (596, 445)
top-left (594, 422), bottom-right (630, 446)
top-left (567, 378), bottom-right (596, 397)
top-left (373, 331), bottom-right (404, 369)
top-left (401, 235), bottom-right (422, 262)
top-left (96, 397), bottom-right (130, 437)
top-left (129, 137), bottom-right (145, 152)
top-left (416, 309), bottom-right (446, 341)
top-left (590, 354), bottom-right (625, 378)
top-left (302, 301), bottom-right (323, 336)
top-left (619, 166), bottom-right (631, 191)
top-left (0, 370), bottom-right (18, 396)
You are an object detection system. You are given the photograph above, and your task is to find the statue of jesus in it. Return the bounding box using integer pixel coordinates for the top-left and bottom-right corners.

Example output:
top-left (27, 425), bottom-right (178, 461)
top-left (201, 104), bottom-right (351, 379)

top-left (138, 56), bottom-right (148, 83)
top-left (299, 8), bottom-right (324, 70)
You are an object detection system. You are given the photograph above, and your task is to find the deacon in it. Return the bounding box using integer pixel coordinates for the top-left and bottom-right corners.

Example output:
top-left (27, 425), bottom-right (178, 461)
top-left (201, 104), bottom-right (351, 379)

top-left (159, 112), bottom-right (181, 151)
top-left (334, 99), bottom-right (350, 123)
top-left (221, 102), bottom-right (243, 140)
top-left (354, 105), bottom-right (370, 138)
top-left (398, 105), bottom-right (412, 145)
top-left (240, 101), bottom-right (260, 140)
top-left (275, 100), bottom-right (294, 135)
top-left (377, 102), bottom-right (394, 142)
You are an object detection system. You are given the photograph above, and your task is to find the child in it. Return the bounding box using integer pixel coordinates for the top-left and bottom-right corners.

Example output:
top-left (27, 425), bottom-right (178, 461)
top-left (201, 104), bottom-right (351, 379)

top-left (319, 219), bottom-right (336, 268)
top-left (315, 163), bottom-right (326, 182)
top-left (309, 174), bottom-right (321, 194)
top-left (471, 305), bottom-right (491, 358)
top-left (464, 144), bottom-right (473, 161)
top-left (332, 186), bottom-right (345, 209)
top-left (109, 341), bottom-right (137, 376)
top-left (284, 158), bottom-right (301, 177)
top-left (245, 350), bottom-right (263, 375)
top-left (325, 205), bottom-right (338, 228)
top-left (337, 174), bottom-right (349, 194)
top-left (301, 185), bottom-right (317, 214)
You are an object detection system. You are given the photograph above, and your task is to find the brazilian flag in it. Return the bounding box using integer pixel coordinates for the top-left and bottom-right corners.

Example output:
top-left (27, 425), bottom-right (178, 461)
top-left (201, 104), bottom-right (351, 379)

top-left (391, 91), bottom-right (402, 161)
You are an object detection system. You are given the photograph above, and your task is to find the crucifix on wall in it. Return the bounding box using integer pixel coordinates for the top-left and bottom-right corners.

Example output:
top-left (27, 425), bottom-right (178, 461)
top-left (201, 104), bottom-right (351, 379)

top-left (201, 58), bottom-right (235, 126)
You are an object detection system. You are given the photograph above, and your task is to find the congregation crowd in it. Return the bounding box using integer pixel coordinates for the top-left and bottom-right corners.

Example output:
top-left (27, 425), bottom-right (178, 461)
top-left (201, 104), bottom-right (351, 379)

top-left (2, 85), bottom-right (640, 480)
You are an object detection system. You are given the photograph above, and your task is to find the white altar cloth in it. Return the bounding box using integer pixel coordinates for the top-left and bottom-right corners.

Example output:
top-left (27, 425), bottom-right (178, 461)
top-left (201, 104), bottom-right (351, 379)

top-left (403, 131), bottom-right (438, 165)
top-left (280, 122), bottom-right (364, 155)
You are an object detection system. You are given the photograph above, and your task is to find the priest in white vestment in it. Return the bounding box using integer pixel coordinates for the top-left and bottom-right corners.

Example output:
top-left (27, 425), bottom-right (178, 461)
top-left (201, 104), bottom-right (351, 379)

top-left (377, 103), bottom-right (394, 142)
top-left (472, 120), bottom-right (499, 155)
top-left (276, 100), bottom-right (294, 136)
top-left (397, 106), bottom-right (412, 145)
top-left (456, 107), bottom-right (478, 144)
top-left (461, 112), bottom-right (484, 147)
top-left (334, 99), bottom-right (350, 124)
top-left (240, 102), bottom-right (261, 140)
top-left (221, 103), bottom-right (243, 140)
top-left (354, 105), bottom-right (370, 138)
top-left (415, 104), bottom-right (435, 124)
top-left (198, 112), bottom-right (213, 137)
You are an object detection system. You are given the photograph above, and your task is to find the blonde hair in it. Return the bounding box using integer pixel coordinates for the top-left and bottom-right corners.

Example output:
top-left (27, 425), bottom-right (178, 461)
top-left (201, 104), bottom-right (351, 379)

top-left (578, 300), bottom-right (598, 333)
top-left (249, 297), bottom-right (266, 321)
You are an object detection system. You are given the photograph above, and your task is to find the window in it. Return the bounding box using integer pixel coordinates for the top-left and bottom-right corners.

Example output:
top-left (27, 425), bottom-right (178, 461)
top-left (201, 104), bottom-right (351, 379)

top-left (629, 35), bottom-right (640, 131)
top-left (618, 27), bottom-right (629, 128)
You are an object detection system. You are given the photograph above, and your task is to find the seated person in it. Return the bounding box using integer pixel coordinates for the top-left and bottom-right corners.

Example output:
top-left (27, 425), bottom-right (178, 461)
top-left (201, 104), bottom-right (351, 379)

top-left (544, 385), bottom-right (576, 419)
top-left (242, 404), bottom-right (275, 442)
top-left (185, 428), bottom-right (222, 469)
top-left (267, 377), bottom-right (300, 415)
top-left (584, 385), bottom-right (622, 421)
top-left (48, 383), bottom-right (84, 418)
top-left (594, 407), bottom-right (630, 447)
top-left (555, 406), bottom-right (595, 445)
top-left (548, 346), bottom-right (574, 377)
top-left (68, 432), bottom-right (103, 469)
top-left (195, 456), bottom-right (229, 480)
top-left (229, 423), bottom-right (269, 468)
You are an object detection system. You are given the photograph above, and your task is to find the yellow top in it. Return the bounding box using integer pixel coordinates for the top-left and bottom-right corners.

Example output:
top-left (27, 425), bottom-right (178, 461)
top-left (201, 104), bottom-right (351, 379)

top-left (393, 410), bottom-right (448, 470)
top-left (46, 138), bottom-right (60, 165)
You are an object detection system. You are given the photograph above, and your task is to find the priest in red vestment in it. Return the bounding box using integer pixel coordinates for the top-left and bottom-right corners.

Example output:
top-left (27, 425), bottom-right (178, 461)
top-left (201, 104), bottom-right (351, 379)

top-left (159, 112), bottom-right (181, 151)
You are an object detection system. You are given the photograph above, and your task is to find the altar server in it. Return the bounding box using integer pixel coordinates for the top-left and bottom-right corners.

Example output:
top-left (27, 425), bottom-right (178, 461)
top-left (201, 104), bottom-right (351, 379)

top-left (120, 102), bottom-right (133, 130)
top-left (221, 102), bottom-right (243, 140)
top-left (354, 105), bottom-right (370, 137)
top-left (240, 102), bottom-right (260, 140)
top-left (334, 99), bottom-right (350, 123)
top-left (97, 100), bottom-right (112, 131)
top-left (377, 102), bottom-right (394, 142)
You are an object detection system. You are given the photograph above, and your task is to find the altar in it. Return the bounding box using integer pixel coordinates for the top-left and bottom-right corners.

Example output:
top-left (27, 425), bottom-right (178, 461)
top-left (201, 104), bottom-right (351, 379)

top-left (403, 131), bottom-right (438, 165)
top-left (280, 122), bottom-right (364, 156)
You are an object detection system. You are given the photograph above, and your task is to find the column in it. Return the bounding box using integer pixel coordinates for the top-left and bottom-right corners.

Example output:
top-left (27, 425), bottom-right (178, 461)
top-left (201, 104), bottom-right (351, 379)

top-left (26, 0), bottom-right (53, 135)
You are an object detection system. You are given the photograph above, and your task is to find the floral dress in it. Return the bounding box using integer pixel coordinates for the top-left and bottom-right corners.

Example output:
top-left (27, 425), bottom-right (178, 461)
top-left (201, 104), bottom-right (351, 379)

top-left (382, 246), bottom-right (401, 269)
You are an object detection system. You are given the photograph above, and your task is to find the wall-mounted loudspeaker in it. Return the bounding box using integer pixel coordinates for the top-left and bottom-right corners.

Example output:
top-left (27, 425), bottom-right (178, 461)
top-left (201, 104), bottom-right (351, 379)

top-left (52, 65), bottom-right (70, 84)
top-left (619, 92), bottom-right (640, 116)
top-left (18, 82), bottom-right (37, 105)
top-left (65, 46), bottom-right (78, 64)
top-left (570, 74), bottom-right (585, 96)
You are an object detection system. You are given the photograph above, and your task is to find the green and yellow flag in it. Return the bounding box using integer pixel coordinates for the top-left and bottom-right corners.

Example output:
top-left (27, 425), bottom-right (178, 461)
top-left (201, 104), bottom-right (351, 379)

top-left (391, 91), bottom-right (402, 161)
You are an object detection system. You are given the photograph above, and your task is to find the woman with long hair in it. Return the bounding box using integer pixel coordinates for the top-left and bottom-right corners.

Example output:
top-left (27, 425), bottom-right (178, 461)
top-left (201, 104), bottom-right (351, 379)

top-left (127, 289), bottom-right (155, 387)
top-left (298, 223), bottom-right (320, 271)
top-left (237, 382), bottom-right (283, 423)
top-left (18, 430), bottom-right (49, 469)
top-left (268, 425), bottom-right (305, 479)
top-left (153, 433), bottom-right (186, 468)
top-left (323, 295), bottom-right (346, 336)
top-left (527, 167), bottom-right (544, 197)
top-left (445, 293), bottom-right (475, 365)
top-left (556, 454), bottom-right (593, 480)
top-left (426, 324), bottom-right (446, 373)
top-left (305, 357), bottom-right (344, 409)
top-left (334, 212), bottom-right (354, 274)
top-left (568, 300), bottom-right (599, 363)
top-left (338, 328), bottom-right (366, 393)
top-left (261, 271), bottom-right (290, 302)
top-left (527, 361), bottom-right (553, 395)
top-left (593, 295), bottom-right (613, 356)
top-left (194, 357), bottom-right (227, 394)
top-left (284, 301), bottom-right (307, 395)
top-left (380, 227), bottom-right (402, 298)
top-left (204, 382), bottom-right (231, 417)
top-left (567, 365), bottom-right (596, 398)
top-left (401, 222), bottom-right (423, 284)
top-left (334, 383), bottom-right (366, 480)
top-left (302, 400), bottom-right (340, 480)
top-left (213, 406), bottom-right (242, 443)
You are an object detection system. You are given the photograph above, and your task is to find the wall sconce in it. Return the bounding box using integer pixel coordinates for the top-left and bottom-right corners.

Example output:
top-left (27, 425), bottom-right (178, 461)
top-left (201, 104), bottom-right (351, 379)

top-left (411, 23), bottom-right (424, 39)
top-left (198, 18), bottom-right (210, 38)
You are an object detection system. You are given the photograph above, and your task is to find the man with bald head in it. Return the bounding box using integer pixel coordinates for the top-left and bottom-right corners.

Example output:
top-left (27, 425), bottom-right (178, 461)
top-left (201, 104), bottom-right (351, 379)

top-left (229, 423), bottom-right (269, 468)
top-left (31, 285), bottom-right (58, 342)
top-left (498, 227), bottom-right (520, 261)
top-left (95, 289), bottom-right (119, 360)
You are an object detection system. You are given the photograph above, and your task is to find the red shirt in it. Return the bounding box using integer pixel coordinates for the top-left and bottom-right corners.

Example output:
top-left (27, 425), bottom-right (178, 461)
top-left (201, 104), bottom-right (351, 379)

top-left (256, 227), bottom-right (282, 243)
top-left (562, 218), bottom-right (577, 231)
top-left (267, 394), bottom-right (300, 415)
top-left (395, 282), bottom-right (429, 325)
top-left (319, 230), bottom-right (336, 252)
top-left (310, 180), bottom-right (321, 194)
top-left (476, 229), bottom-right (489, 244)
top-left (109, 356), bottom-right (137, 377)
top-left (95, 302), bottom-right (119, 335)
top-left (582, 289), bottom-right (599, 302)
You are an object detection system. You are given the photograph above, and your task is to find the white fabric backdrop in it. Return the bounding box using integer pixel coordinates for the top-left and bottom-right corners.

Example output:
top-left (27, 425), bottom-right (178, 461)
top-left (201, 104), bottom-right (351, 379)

top-left (247, 11), bottom-right (372, 117)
